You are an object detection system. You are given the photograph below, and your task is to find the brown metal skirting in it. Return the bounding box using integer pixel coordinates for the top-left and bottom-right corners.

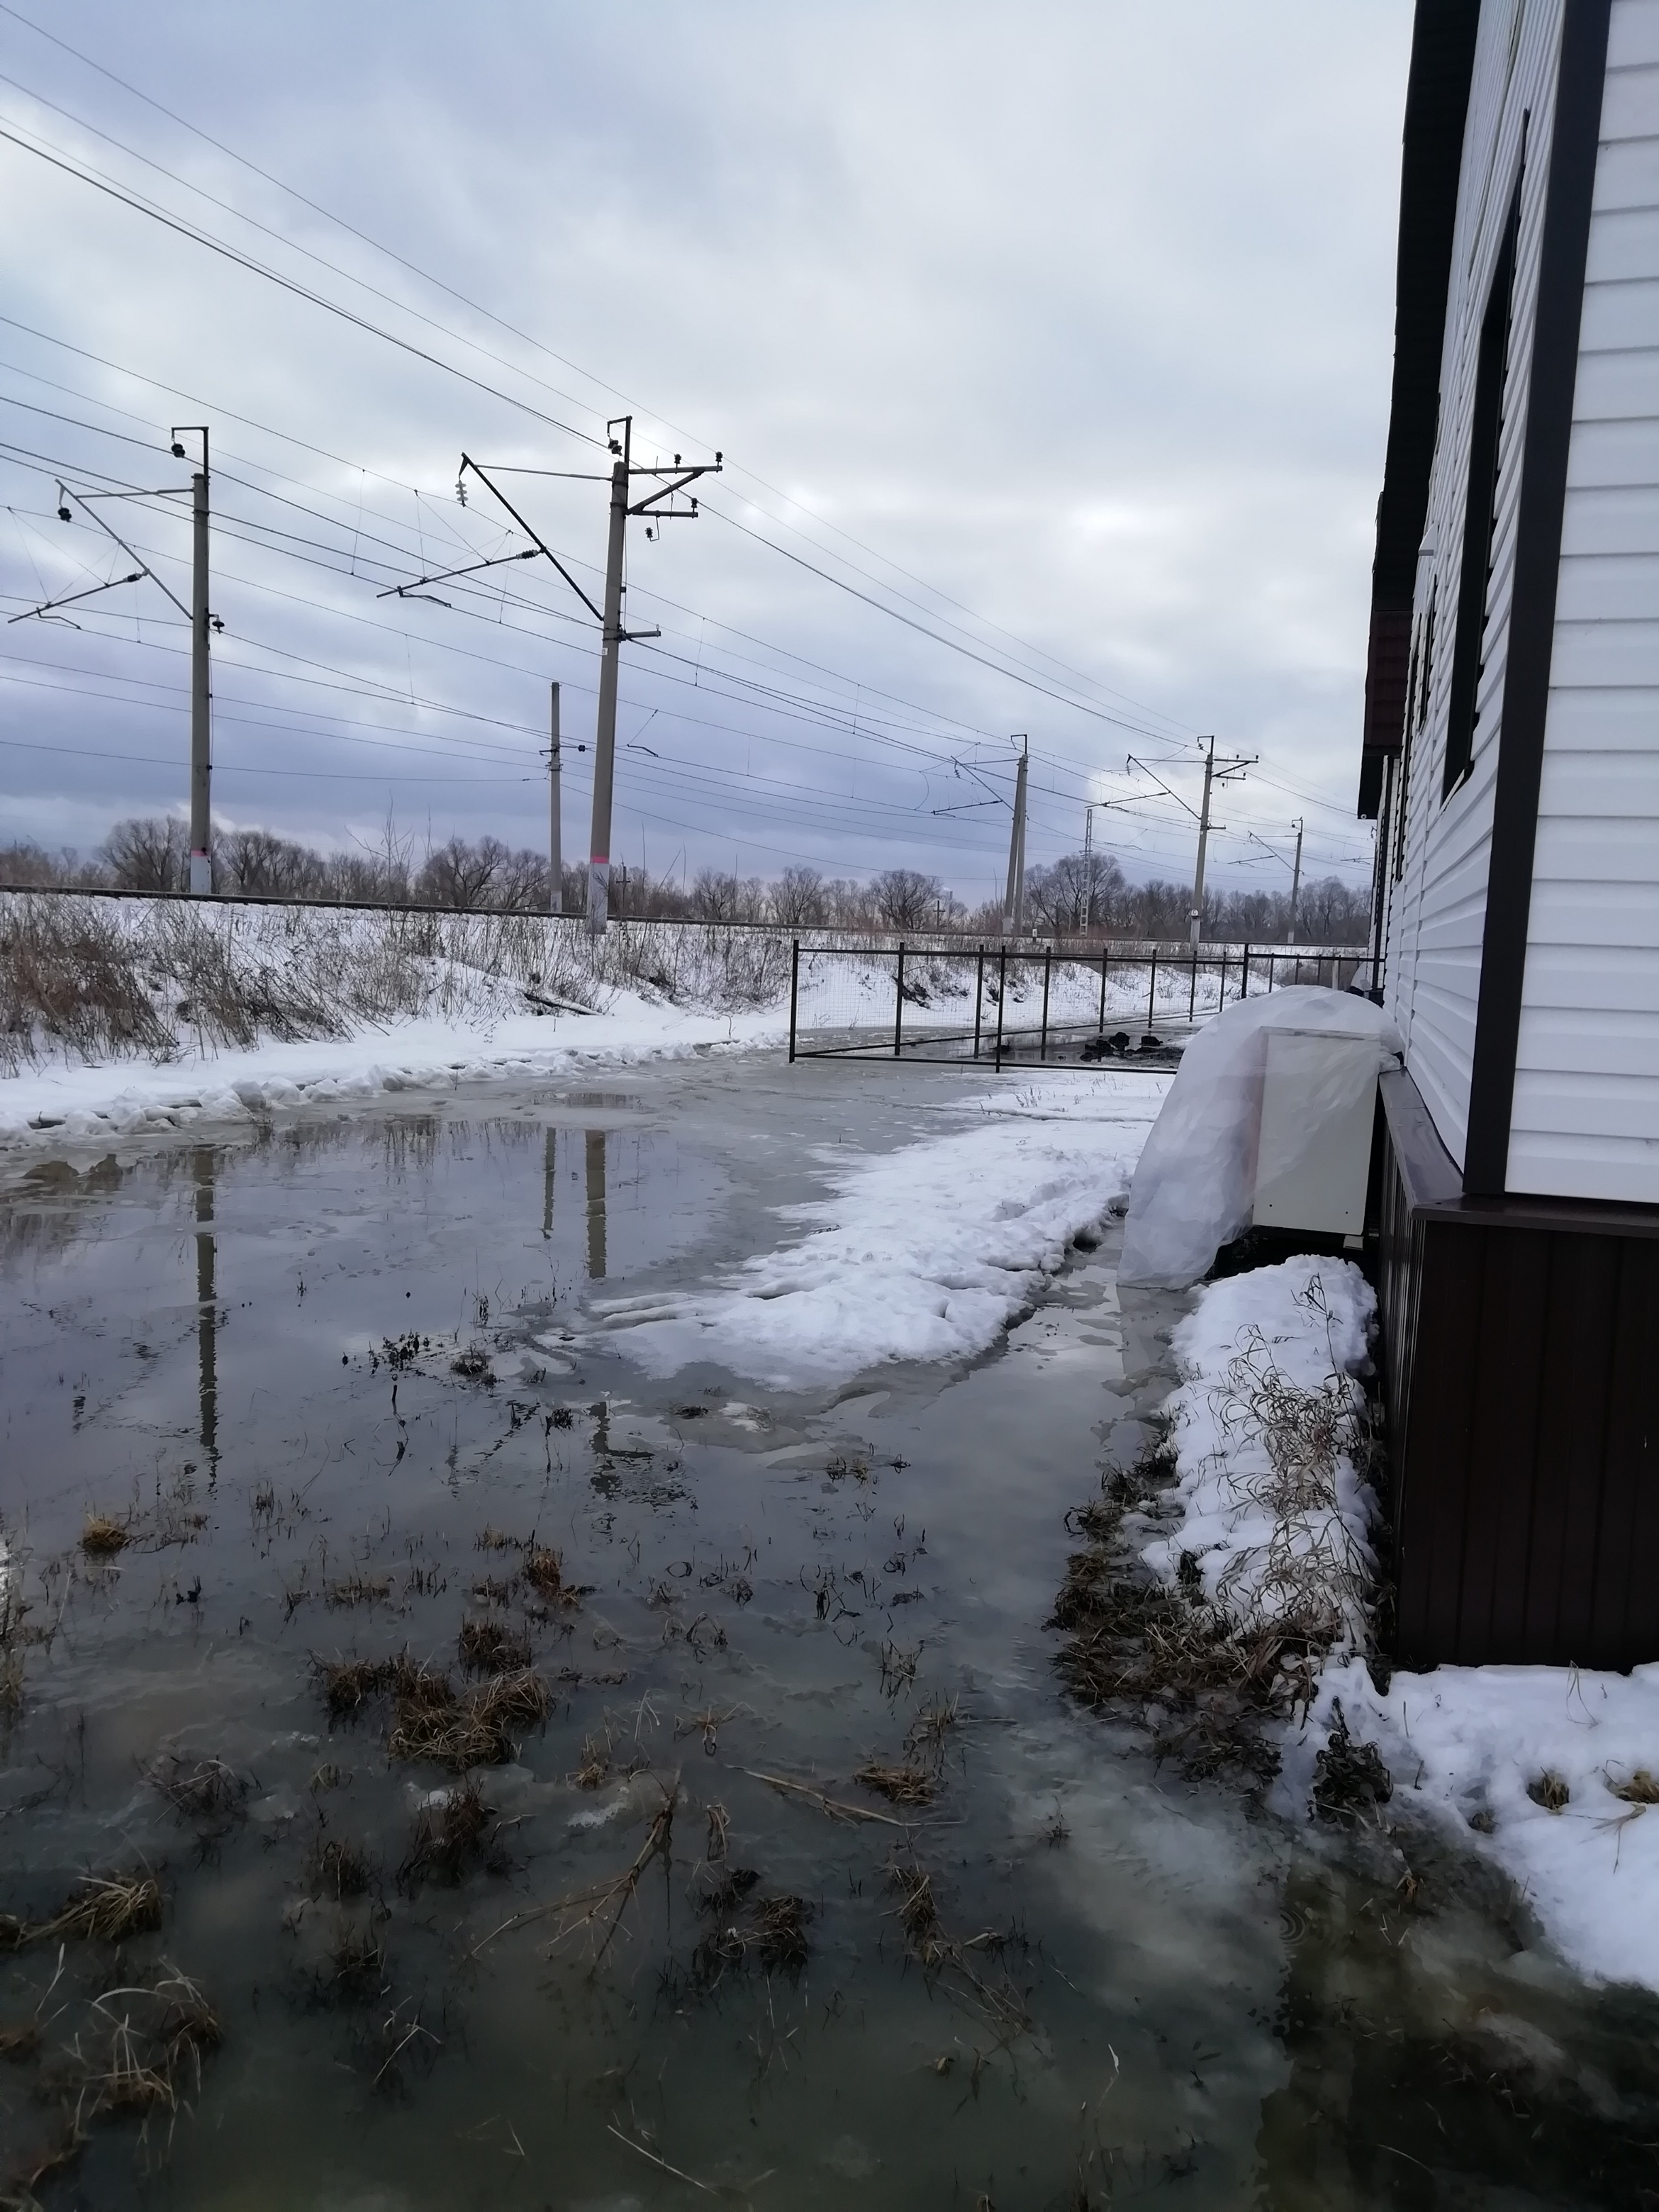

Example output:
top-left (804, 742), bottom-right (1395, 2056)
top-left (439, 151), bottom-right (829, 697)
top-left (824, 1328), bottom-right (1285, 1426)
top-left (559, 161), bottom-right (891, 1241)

top-left (1378, 1068), bottom-right (1659, 1670)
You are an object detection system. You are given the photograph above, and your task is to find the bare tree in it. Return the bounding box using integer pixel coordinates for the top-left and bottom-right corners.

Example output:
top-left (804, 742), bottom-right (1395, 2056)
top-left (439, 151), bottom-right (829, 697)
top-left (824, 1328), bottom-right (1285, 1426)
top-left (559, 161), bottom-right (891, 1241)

top-left (769, 866), bottom-right (827, 927)
top-left (1024, 851), bottom-right (1127, 935)
top-left (415, 836), bottom-right (508, 909)
top-left (871, 868), bottom-right (951, 932)
top-left (218, 828), bottom-right (325, 898)
top-left (103, 817), bottom-right (191, 893)
top-left (690, 868), bottom-right (763, 923)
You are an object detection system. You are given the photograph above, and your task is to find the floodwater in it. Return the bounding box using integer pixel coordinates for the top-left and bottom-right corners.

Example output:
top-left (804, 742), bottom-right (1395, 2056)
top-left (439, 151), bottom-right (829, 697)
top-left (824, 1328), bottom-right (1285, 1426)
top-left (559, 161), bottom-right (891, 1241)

top-left (1, 1055), bottom-right (1657, 2211)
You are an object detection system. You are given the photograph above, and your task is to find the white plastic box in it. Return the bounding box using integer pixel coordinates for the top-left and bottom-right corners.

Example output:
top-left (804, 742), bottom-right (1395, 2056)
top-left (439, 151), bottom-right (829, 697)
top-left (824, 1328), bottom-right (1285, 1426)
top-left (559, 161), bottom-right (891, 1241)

top-left (1252, 1028), bottom-right (1379, 1236)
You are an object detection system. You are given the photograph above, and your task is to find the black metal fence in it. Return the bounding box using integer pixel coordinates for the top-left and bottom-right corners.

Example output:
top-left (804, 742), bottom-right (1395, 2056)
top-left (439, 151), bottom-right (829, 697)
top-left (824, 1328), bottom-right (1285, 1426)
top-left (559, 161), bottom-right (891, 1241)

top-left (788, 941), bottom-right (1378, 1068)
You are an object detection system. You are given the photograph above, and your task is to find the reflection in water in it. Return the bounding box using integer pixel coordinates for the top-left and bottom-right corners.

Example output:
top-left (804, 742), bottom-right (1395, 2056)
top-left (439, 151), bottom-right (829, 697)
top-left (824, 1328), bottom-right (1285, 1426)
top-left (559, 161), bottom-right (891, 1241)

top-left (584, 1127), bottom-right (606, 1280)
top-left (191, 1146), bottom-right (218, 1480)
top-left (4, 1075), bottom-right (1658, 2204)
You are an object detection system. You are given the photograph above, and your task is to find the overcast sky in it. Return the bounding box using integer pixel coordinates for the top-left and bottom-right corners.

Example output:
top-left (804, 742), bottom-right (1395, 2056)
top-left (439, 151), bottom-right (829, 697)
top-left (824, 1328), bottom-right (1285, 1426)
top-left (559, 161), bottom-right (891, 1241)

top-left (0, 1), bottom-right (1412, 905)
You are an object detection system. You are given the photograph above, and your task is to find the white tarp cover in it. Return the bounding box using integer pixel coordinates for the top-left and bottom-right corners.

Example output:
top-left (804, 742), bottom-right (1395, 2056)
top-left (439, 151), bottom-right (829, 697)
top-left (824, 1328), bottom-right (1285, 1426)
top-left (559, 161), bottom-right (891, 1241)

top-left (1117, 986), bottom-right (1401, 1289)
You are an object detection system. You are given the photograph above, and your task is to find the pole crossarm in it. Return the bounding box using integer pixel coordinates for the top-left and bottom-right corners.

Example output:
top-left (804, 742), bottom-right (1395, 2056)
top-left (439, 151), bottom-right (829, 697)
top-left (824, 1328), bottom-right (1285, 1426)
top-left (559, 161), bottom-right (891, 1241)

top-left (30, 483), bottom-right (194, 623)
top-left (627, 460), bottom-right (722, 520)
top-left (458, 453), bottom-right (606, 625)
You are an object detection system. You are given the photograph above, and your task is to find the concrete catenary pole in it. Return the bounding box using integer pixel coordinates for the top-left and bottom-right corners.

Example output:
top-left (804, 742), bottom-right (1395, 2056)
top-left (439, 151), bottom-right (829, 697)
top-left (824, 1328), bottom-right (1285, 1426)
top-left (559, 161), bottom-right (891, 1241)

top-left (187, 445), bottom-right (212, 895)
top-left (548, 681), bottom-right (563, 915)
top-left (1287, 817), bottom-right (1305, 946)
top-left (587, 419), bottom-right (631, 937)
top-left (1001, 739), bottom-right (1029, 938)
top-left (1189, 735), bottom-right (1216, 949)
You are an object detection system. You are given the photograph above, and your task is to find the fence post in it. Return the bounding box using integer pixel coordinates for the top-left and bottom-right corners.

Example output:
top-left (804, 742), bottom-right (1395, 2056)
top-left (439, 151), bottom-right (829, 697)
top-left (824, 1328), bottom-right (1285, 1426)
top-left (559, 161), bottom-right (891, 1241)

top-left (1147, 949), bottom-right (1157, 1030)
top-left (1040, 947), bottom-right (1051, 1061)
top-left (1241, 942), bottom-right (1250, 1000)
top-left (788, 939), bottom-right (799, 1063)
top-left (1097, 947), bottom-right (1108, 1039)
top-left (995, 946), bottom-right (1007, 1071)
top-left (893, 943), bottom-right (905, 1059)
top-left (1188, 947), bottom-right (1198, 1022)
top-left (973, 946), bottom-right (985, 1059)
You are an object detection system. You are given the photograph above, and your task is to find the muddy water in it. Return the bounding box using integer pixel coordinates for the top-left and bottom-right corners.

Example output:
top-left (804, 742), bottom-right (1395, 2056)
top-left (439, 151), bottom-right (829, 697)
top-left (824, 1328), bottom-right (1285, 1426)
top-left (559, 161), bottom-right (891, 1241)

top-left (1, 1056), bottom-right (1655, 2211)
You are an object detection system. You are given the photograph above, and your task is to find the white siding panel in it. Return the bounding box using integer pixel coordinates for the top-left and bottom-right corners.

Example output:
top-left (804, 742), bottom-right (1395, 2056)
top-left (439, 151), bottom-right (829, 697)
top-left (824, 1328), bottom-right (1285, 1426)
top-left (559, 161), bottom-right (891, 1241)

top-left (1565, 414), bottom-right (1659, 483)
top-left (1535, 739), bottom-right (1659, 816)
top-left (1579, 273), bottom-right (1659, 344)
top-left (1592, 134), bottom-right (1659, 207)
top-left (1559, 482), bottom-right (1659, 554)
top-left (1385, 0), bottom-right (1570, 1174)
top-left (1520, 941), bottom-right (1659, 1011)
top-left (1585, 203), bottom-right (1659, 277)
top-left (1526, 874), bottom-right (1659, 947)
top-left (1573, 347), bottom-right (1659, 415)
top-left (1506, 1123), bottom-right (1659, 1202)
top-left (1549, 617), bottom-right (1659, 681)
top-left (1530, 814), bottom-right (1659, 878)
top-left (1533, 680), bottom-right (1659, 745)
top-left (1600, 60), bottom-right (1659, 138)
top-left (1609, 0), bottom-right (1659, 68)
top-left (1511, 1065), bottom-right (1659, 1137)
top-left (1553, 550), bottom-right (1659, 615)
top-left (1517, 16), bottom-right (1659, 1198)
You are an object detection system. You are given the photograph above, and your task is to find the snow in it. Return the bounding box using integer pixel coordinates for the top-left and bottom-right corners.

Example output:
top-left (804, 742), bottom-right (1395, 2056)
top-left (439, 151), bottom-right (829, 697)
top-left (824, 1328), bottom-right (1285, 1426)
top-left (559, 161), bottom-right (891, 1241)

top-left (0, 990), bottom-right (786, 1149)
top-left (1151, 1253), bottom-right (1659, 1996)
top-left (1141, 1256), bottom-right (1378, 1646)
top-left (1283, 1659), bottom-right (1659, 1994)
top-left (587, 1070), bottom-right (1170, 1390)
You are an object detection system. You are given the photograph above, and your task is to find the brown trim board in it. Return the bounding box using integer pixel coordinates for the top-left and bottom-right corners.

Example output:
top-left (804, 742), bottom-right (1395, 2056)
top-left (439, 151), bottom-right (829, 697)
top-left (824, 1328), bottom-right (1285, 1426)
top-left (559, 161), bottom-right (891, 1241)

top-left (1464, 0), bottom-right (1612, 1196)
top-left (1379, 1067), bottom-right (1659, 1668)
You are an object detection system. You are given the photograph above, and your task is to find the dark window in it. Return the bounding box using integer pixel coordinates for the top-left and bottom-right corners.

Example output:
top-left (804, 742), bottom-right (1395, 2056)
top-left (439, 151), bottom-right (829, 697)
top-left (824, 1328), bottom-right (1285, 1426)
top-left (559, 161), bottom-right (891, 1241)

top-left (1443, 184), bottom-right (1522, 798)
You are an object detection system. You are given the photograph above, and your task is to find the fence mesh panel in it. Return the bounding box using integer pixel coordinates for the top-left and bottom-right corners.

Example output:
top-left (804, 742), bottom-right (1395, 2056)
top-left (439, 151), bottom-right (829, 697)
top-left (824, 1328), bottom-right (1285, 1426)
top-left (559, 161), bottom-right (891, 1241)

top-left (790, 944), bottom-right (1375, 1065)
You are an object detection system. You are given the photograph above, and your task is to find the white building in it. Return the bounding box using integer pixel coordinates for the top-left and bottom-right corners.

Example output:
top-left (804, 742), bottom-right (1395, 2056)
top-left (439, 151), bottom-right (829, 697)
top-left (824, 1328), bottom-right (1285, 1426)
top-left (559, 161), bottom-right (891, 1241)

top-left (1358, 0), bottom-right (1659, 1669)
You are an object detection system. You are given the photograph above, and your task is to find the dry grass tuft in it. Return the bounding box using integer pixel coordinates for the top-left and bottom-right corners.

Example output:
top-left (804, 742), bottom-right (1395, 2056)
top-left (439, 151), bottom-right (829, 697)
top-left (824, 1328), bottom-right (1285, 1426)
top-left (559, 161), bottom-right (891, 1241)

top-left (307, 1835), bottom-right (376, 1902)
top-left (79, 1514), bottom-right (130, 1558)
top-left (752, 1894), bottom-right (811, 1971)
top-left (387, 1666), bottom-right (549, 1770)
top-left (1310, 1701), bottom-right (1393, 1825)
top-left (457, 1616), bottom-right (531, 1674)
top-left (693, 1865), bottom-right (759, 1917)
top-left (147, 1753), bottom-right (247, 1826)
top-left (1528, 1770), bottom-right (1571, 1814)
top-left (523, 1545), bottom-right (568, 1601)
top-left (1608, 1767), bottom-right (1659, 1805)
top-left (313, 1655), bottom-right (394, 1719)
top-left (325, 1917), bottom-right (387, 1997)
top-left (0, 1871), bottom-right (163, 1949)
top-left (398, 1780), bottom-right (498, 1890)
top-left (325, 1573), bottom-right (393, 1609)
top-left (854, 1760), bottom-right (934, 1808)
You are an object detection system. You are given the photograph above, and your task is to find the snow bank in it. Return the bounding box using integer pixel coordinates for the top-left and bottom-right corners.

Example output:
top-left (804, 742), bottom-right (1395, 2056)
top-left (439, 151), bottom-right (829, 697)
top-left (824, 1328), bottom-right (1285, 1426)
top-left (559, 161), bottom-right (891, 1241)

top-left (587, 1070), bottom-right (1169, 1389)
top-left (1286, 1660), bottom-right (1659, 1992)
top-left (1154, 1257), bottom-right (1659, 1995)
top-left (0, 992), bottom-right (785, 1149)
top-left (1142, 1256), bottom-right (1378, 1647)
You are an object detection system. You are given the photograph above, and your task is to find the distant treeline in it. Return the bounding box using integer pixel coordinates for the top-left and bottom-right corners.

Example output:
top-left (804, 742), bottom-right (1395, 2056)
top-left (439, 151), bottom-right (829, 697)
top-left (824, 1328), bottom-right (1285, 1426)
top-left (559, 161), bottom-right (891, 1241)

top-left (0, 819), bottom-right (1372, 945)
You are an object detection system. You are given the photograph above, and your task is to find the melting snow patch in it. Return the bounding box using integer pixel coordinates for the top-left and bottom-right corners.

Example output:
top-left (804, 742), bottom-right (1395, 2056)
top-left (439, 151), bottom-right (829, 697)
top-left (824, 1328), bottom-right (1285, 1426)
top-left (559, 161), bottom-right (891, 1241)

top-left (1155, 1261), bottom-right (1659, 1994)
top-left (589, 1072), bottom-right (1168, 1390)
top-left (1142, 1255), bottom-right (1378, 1648)
top-left (1280, 1660), bottom-right (1659, 1994)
